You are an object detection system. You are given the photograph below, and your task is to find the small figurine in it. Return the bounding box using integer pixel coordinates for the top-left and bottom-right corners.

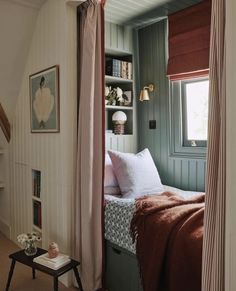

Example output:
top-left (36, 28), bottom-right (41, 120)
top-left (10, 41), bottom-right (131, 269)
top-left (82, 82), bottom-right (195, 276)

top-left (48, 242), bottom-right (59, 258)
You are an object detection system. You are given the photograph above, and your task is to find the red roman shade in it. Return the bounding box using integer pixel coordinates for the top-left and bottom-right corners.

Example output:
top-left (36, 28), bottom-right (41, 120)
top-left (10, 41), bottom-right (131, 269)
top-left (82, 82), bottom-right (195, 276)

top-left (167, 0), bottom-right (211, 81)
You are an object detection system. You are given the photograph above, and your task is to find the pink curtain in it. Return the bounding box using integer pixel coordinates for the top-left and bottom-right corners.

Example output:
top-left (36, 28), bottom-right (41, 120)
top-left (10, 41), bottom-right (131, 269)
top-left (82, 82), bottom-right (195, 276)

top-left (74, 1), bottom-right (105, 290)
top-left (202, 0), bottom-right (226, 290)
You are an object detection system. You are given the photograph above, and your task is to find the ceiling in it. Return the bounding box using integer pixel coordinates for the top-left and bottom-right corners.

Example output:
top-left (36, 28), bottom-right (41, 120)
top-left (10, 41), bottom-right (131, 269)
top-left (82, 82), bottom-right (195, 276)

top-left (105, 0), bottom-right (202, 27)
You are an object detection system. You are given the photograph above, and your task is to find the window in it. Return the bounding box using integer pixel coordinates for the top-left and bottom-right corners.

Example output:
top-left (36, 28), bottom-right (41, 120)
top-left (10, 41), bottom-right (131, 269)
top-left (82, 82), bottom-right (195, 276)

top-left (182, 79), bottom-right (209, 147)
top-left (169, 77), bottom-right (209, 159)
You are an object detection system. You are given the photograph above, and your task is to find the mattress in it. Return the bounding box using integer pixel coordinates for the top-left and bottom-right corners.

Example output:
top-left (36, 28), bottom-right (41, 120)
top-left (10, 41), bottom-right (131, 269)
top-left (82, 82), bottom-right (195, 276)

top-left (104, 185), bottom-right (202, 253)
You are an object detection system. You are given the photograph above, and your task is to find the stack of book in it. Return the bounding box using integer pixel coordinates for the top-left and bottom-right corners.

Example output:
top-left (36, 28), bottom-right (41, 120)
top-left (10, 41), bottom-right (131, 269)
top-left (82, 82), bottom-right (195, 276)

top-left (33, 253), bottom-right (71, 270)
top-left (106, 58), bottom-right (132, 79)
top-left (32, 170), bottom-right (41, 198)
top-left (33, 200), bottom-right (42, 228)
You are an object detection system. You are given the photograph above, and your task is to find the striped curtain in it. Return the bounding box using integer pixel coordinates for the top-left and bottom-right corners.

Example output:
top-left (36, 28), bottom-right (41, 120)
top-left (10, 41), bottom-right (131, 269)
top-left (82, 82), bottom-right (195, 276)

top-left (74, 1), bottom-right (105, 290)
top-left (202, 0), bottom-right (226, 290)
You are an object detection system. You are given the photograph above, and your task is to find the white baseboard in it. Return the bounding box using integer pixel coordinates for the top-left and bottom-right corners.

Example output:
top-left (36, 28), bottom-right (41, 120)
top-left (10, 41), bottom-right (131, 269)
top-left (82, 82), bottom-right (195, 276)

top-left (0, 218), bottom-right (11, 238)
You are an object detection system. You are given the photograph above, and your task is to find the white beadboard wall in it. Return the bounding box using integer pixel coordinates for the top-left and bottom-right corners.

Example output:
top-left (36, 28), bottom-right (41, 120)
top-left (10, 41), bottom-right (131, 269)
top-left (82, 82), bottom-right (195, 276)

top-left (9, 0), bottom-right (77, 264)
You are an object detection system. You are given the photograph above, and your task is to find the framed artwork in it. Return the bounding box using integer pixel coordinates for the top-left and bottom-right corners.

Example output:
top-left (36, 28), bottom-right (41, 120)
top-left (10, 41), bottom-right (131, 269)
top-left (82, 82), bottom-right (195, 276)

top-left (29, 65), bottom-right (60, 133)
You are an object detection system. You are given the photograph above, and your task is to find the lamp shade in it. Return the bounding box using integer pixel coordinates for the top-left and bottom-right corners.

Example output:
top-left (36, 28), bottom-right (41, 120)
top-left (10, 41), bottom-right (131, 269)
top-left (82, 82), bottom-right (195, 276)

top-left (112, 111), bottom-right (127, 123)
top-left (139, 89), bottom-right (150, 101)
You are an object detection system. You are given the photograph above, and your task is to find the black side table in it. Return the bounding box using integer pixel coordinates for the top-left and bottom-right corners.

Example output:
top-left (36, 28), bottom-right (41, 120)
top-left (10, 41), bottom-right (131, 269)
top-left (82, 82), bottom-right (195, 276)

top-left (5, 248), bottom-right (83, 291)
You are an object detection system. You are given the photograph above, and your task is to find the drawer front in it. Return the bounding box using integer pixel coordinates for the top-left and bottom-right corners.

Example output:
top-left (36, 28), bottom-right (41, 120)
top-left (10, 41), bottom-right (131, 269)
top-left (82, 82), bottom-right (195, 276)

top-left (105, 241), bottom-right (143, 291)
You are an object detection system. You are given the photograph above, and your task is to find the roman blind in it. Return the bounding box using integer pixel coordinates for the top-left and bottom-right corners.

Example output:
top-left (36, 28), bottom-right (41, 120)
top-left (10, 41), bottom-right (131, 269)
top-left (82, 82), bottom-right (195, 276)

top-left (167, 0), bottom-right (211, 81)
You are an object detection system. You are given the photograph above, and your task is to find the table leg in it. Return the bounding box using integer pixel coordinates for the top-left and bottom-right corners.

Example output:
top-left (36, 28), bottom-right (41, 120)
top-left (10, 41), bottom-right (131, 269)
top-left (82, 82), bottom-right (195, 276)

top-left (5, 259), bottom-right (16, 291)
top-left (32, 268), bottom-right (36, 279)
top-left (54, 277), bottom-right (58, 291)
top-left (73, 267), bottom-right (83, 291)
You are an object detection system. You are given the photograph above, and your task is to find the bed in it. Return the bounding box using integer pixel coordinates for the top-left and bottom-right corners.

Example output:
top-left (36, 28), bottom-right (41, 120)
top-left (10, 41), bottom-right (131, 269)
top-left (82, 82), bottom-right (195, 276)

top-left (104, 149), bottom-right (204, 291)
top-left (104, 185), bottom-right (203, 291)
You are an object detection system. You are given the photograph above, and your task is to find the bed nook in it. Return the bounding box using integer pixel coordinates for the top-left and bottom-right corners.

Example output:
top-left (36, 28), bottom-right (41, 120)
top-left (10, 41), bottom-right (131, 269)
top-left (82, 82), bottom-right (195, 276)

top-left (104, 0), bottom-right (210, 290)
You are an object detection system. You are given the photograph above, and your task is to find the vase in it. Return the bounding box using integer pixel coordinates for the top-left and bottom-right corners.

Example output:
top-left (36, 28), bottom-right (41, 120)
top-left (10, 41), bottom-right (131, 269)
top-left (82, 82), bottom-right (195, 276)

top-left (24, 241), bottom-right (37, 256)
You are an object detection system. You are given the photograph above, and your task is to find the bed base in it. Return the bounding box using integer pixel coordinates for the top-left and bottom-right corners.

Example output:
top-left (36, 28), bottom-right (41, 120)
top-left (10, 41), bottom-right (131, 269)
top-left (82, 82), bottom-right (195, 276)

top-left (105, 240), bottom-right (143, 291)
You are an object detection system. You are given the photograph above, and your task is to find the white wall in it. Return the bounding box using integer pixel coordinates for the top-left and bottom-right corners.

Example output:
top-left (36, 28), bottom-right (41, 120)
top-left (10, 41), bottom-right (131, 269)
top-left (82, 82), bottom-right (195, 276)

top-left (0, 0), bottom-right (41, 237)
top-left (9, 0), bottom-right (77, 276)
top-left (0, 0), bottom-right (39, 121)
top-left (226, 0), bottom-right (236, 290)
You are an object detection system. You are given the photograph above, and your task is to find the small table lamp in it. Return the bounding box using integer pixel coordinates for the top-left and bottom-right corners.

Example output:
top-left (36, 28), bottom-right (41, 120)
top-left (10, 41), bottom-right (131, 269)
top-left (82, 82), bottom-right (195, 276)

top-left (112, 111), bottom-right (127, 135)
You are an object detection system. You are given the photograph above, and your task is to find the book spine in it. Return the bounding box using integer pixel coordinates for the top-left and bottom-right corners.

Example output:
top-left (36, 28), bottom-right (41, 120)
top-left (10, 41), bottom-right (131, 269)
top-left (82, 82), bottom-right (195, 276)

top-left (117, 60), bottom-right (121, 78)
top-left (105, 59), bottom-right (112, 76)
top-left (113, 59), bottom-right (120, 77)
top-left (121, 61), bottom-right (127, 79)
top-left (37, 171), bottom-right (41, 198)
top-left (127, 62), bottom-right (132, 79)
top-left (38, 202), bottom-right (42, 228)
top-left (106, 59), bottom-right (122, 77)
top-left (33, 201), bottom-right (38, 226)
top-left (33, 201), bottom-right (42, 228)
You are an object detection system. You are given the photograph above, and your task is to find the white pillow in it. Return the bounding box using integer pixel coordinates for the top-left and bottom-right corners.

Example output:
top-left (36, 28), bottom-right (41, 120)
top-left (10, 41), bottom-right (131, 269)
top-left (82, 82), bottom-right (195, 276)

top-left (108, 149), bottom-right (164, 198)
top-left (104, 154), bottom-right (120, 195)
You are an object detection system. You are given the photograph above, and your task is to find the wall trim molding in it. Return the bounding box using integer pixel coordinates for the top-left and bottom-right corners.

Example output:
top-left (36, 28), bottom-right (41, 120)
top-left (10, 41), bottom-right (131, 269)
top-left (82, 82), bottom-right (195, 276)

top-left (5, 0), bottom-right (46, 10)
top-left (65, 0), bottom-right (86, 7)
top-left (0, 218), bottom-right (11, 239)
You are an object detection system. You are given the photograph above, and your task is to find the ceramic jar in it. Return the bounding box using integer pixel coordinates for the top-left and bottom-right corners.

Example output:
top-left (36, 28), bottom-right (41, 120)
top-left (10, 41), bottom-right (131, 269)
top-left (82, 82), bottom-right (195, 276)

top-left (48, 242), bottom-right (59, 258)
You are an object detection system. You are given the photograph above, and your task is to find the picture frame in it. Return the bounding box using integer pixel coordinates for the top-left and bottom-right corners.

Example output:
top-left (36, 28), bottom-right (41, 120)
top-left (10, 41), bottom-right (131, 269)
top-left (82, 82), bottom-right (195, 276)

top-left (29, 65), bottom-right (60, 133)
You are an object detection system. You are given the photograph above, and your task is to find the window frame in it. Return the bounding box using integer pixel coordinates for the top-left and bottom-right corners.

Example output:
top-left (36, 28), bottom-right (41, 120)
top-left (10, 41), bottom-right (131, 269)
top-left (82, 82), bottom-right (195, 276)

top-left (181, 78), bottom-right (209, 148)
top-left (169, 78), bottom-right (208, 159)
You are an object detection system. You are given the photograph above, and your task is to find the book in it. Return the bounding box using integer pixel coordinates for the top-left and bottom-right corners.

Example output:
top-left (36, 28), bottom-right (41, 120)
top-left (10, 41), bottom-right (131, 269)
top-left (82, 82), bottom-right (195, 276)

top-left (106, 59), bottom-right (121, 77)
top-left (127, 62), bottom-right (132, 79)
top-left (33, 253), bottom-right (71, 270)
top-left (121, 61), bottom-right (127, 79)
top-left (32, 170), bottom-right (41, 198)
top-left (33, 200), bottom-right (42, 228)
top-left (39, 253), bottom-right (70, 263)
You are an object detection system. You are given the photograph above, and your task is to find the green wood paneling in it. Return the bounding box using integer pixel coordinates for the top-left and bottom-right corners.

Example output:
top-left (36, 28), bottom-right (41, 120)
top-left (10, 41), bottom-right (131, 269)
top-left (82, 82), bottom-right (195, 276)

top-left (105, 22), bottom-right (133, 53)
top-left (137, 19), bottom-right (206, 192)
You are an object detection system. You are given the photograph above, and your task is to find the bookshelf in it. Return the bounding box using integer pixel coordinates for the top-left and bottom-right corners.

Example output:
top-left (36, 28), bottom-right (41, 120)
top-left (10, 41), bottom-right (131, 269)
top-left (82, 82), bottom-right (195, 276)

top-left (105, 52), bottom-right (134, 136)
top-left (105, 75), bottom-right (133, 84)
top-left (32, 169), bottom-right (42, 234)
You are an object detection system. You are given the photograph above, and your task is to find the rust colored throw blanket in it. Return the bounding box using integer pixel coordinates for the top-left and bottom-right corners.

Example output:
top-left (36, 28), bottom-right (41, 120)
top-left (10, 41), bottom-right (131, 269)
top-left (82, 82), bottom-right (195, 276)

top-left (130, 192), bottom-right (205, 291)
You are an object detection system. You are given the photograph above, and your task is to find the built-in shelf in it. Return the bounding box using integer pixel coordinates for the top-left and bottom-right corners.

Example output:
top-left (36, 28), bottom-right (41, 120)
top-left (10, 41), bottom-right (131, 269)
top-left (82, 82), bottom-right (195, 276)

top-left (32, 169), bottom-right (42, 230)
top-left (105, 47), bottom-right (132, 56)
top-left (106, 105), bottom-right (133, 110)
top-left (105, 48), bottom-right (134, 136)
top-left (0, 182), bottom-right (4, 189)
top-left (0, 149), bottom-right (4, 154)
top-left (105, 75), bottom-right (133, 84)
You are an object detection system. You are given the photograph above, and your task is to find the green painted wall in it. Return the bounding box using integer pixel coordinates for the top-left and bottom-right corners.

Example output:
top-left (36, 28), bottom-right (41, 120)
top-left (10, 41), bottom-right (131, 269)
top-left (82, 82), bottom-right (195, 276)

top-left (137, 19), bottom-right (206, 192)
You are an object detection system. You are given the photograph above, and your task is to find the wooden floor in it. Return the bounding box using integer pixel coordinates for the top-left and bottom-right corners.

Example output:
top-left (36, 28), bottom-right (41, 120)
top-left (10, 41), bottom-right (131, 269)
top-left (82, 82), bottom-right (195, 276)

top-left (0, 232), bottom-right (78, 291)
